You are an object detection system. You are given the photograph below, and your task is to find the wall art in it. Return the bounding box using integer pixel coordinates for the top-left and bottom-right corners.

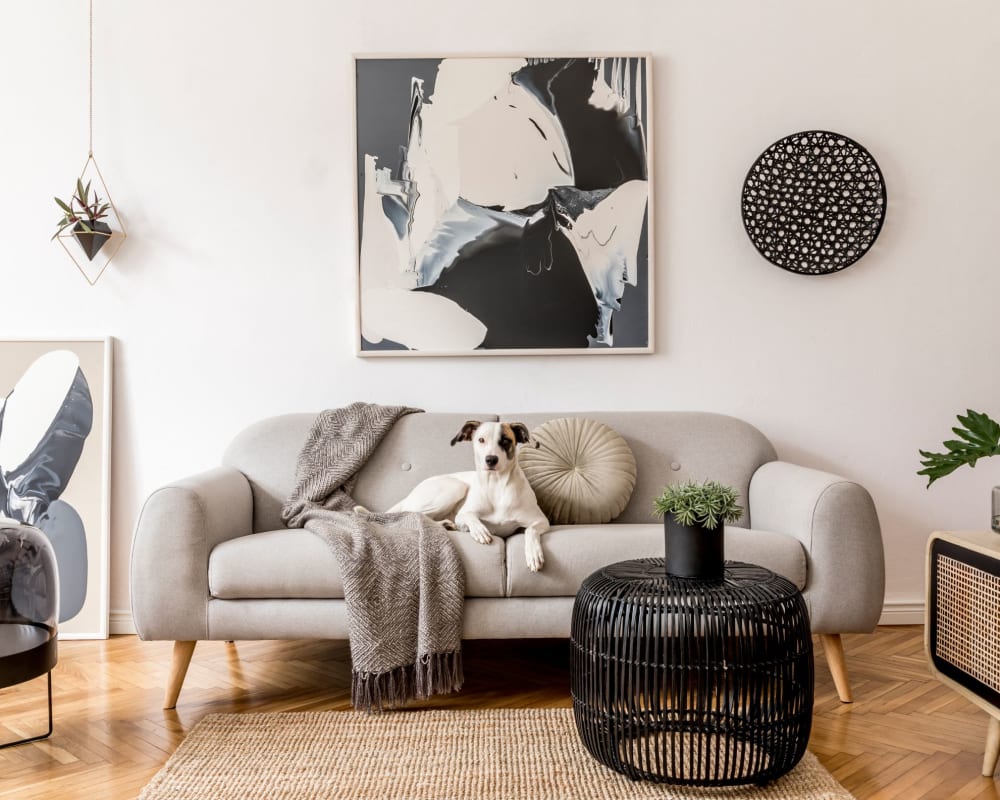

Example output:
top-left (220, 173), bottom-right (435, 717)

top-left (355, 55), bottom-right (652, 355)
top-left (741, 130), bottom-right (886, 275)
top-left (0, 338), bottom-right (112, 638)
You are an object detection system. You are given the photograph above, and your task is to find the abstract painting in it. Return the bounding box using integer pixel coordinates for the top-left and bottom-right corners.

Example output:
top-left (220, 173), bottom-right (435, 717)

top-left (0, 339), bottom-right (111, 638)
top-left (355, 55), bottom-right (652, 355)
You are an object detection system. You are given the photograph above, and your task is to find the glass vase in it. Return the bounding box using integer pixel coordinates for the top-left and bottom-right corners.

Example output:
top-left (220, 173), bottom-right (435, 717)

top-left (993, 486), bottom-right (1000, 533)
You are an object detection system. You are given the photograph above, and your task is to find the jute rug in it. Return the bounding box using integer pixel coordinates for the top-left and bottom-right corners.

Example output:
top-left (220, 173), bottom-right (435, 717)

top-left (139, 708), bottom-right (854, 800)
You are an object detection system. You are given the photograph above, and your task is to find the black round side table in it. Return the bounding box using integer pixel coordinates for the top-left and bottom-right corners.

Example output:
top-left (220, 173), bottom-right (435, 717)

top-left (0, 521), bottom-right (58, 748)
top-left (570, 559), bottom-right (812, 786)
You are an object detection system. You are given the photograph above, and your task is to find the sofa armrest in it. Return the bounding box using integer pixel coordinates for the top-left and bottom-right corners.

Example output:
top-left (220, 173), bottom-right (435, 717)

top-left (748, 461), bottom-right (884, 634)
top-left (130, 466), bottom-right (253, 641)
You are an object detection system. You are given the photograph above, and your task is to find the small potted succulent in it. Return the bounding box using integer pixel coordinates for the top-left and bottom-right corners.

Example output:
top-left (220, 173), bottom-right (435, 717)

top-left (53, 179), bottom-right (112, 261)
top-left (653, 479), bottom-right (744, 579)
top-left (918, 408), bottom-right (1000, 532)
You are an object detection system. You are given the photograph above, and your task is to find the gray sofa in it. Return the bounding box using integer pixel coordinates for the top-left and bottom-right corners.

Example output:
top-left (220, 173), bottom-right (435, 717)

top-left (131, 410), bottom-right (885, 709)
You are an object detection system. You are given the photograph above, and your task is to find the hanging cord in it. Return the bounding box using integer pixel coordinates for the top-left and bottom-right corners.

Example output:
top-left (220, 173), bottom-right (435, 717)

top-left (88, 0), bottom-right (93, 157)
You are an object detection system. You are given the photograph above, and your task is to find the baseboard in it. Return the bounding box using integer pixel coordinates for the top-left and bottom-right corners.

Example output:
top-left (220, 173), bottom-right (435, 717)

top-left (878, 601), bottom-right (924, 626)
top-left (110, 609), bottom-right (136, 635)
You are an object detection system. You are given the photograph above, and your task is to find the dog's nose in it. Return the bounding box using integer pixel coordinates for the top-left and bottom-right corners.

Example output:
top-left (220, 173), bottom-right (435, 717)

top-left (485, 455), bottom-right (499, 468)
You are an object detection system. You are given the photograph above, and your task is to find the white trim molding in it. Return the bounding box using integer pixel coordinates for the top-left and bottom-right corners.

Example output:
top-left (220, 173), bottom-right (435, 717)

top-left (109, 609), bottom-right (136, 635)
top-left (878, 601), bottom-right (924, 626)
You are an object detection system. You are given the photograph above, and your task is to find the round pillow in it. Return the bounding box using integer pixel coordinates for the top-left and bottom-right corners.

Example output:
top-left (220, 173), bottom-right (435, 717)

top-left (520, 418), bottom-right (637, 525)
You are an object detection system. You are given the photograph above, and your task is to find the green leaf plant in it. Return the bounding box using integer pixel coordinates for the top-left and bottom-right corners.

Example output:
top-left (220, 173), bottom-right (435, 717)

top-left (918, 409), bottom-right (1000, 487)
top-left (652, 480), bottom-right (744, 530)
top-left (52, 178), bottom-right (111, 240)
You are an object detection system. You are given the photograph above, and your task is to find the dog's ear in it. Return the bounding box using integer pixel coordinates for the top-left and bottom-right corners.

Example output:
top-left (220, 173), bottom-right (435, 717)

top-left (450, 420), bottom-right (481, 446)
top-left (508, 422), bottom-right (538, 448)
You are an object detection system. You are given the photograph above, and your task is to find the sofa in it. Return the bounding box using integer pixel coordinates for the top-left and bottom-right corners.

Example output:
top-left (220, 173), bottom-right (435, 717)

top-left (130, 410), bottom-right (885, 709)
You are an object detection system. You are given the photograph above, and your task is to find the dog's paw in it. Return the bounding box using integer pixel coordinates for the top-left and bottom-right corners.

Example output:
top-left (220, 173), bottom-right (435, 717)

top-left (353, 505), bottom-right (371, 515)
top-left (467, 522), bottom-right (493, 545)
top-left (525, 539), bottom-right (544, 572)
top-left (441, 519), bottom-right (458, 531)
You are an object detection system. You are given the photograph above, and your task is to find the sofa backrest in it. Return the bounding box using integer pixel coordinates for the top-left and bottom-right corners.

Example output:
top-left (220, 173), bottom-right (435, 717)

top-left (223, 412), bottom-right (498, 532)
top-left (501, 412), bottom-right (776, 526)
top-left (223, 410), bottom-right (777, 532)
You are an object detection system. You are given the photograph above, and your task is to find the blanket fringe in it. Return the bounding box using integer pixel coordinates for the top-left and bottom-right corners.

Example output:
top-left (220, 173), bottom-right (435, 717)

top-left (353, 650), bottom-right (464, 714)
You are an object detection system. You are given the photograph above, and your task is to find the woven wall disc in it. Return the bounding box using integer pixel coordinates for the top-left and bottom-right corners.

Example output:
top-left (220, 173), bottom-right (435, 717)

top-left (741, 130), bottom-right (886, 275)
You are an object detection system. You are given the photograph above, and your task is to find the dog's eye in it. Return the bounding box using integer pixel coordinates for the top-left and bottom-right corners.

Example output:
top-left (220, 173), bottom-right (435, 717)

top-left (500, 437), bottom-right (510, 447)
top-left (478, 437), bottom-right (485, 444)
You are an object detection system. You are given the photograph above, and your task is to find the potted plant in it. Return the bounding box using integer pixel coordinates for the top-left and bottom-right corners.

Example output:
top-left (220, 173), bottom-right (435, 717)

top-left (652, 479), bottom-right (744, 579)
top-left (918, 408), bottom-right (1000, 532)
top-left (53, 179), bottom-right (112, 261)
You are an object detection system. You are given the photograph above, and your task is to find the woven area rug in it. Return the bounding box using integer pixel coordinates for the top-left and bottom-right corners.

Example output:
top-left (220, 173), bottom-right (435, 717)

top-left (139, 708), bottom-right (854, 800)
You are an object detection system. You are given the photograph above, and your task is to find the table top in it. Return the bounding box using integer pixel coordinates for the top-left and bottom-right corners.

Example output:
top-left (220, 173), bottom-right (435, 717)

top-left (581, 558), bottom-right (801, 604)
top-left (0, 623), bottom-right (54, 659)
top-left (930, 530), bottom-right (1000, 555)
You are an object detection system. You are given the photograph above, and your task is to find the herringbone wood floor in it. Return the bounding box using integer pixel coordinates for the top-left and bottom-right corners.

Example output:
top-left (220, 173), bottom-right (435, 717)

top-left (0, 626), bottom-right (997, 799)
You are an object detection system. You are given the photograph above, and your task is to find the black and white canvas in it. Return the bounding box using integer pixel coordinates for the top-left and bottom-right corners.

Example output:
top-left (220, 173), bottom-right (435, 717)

top-left (0, 339), bottom-right (112, 638)
top-left (355, 55), bottom-right (652, 355)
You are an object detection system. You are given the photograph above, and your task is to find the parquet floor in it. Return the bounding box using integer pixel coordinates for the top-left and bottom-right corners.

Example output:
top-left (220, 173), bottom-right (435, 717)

top-left (0, 626), bottom-right (997, 799)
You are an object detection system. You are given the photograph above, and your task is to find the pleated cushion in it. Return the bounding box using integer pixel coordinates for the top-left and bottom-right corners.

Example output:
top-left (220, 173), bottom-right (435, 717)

top-left (520, 418), bottom-right (638, 524)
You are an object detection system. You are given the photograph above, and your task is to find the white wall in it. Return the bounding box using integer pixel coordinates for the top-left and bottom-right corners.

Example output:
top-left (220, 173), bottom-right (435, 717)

top-left (3, 0), bottom-right (999, 630)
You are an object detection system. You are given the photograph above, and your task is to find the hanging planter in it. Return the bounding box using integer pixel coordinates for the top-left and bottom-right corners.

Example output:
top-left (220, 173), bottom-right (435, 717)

top-left (73, 220), bottom-right (112, 260)
top-left (51, 0), bottom-right (125, 286)
top-left (652, 480), bottom-right (744, 580)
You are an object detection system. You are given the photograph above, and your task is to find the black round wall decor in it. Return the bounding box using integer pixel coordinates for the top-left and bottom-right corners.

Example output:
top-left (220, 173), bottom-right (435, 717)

top-left (741, 130), bottom-right (886, 275)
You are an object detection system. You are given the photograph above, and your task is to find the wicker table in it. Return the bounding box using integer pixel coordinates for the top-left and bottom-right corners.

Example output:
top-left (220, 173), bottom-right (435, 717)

top-left (570, 559), bottom-right (813, 786)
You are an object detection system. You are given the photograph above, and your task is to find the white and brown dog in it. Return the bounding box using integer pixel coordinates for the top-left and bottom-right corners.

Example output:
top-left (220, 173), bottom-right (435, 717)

top-left (360, 421), bottom-right (550, 572)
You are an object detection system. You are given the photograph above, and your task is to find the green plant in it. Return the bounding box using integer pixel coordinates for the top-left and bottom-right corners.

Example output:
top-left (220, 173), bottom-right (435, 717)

top-left (652, 479), bottom-right (744, 530)
top-left (918, 409), bottom-right (1000, 487)
top-left (52, 179), bottom-right (111, 240)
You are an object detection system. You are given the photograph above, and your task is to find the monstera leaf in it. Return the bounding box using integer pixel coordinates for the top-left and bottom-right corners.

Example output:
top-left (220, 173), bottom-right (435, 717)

top-left (918, 409), bottom-right (1000, 487)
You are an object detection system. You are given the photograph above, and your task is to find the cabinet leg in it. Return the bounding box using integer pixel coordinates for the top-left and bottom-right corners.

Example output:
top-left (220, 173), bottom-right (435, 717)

top-left (983, 717), bottom-right (1000, 777)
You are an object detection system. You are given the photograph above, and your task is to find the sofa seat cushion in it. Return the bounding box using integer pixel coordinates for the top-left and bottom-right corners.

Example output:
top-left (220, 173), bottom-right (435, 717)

top-left (209, 528), bottom-right (506, 600)
top-left (505, 524), bottom-right (807, 597)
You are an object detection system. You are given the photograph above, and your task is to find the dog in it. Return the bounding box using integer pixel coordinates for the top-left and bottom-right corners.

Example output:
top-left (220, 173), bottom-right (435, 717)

top-left (357, 421), bottom-right (550, 572)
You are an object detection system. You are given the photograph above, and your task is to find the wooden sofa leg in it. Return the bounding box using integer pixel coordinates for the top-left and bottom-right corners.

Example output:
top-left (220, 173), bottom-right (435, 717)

top-left (984, 717), bottom-right (1000, 776)
top-left (820, 633), bottom-right (853, 703)
top-left (164, 641), bottom-right (197, 710)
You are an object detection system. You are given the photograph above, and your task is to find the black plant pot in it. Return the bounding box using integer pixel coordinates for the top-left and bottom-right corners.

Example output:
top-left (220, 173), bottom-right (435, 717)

top-left (72, 221), bottom-right (112, 261)
top-left (664, 517), bottom-right (725, 580)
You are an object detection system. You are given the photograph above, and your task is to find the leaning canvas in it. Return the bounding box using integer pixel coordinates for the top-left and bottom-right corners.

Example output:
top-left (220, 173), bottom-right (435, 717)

top-left (355, 55), bottom-right (652, 356)
top-left (0, 339), bottom-right (112, 638)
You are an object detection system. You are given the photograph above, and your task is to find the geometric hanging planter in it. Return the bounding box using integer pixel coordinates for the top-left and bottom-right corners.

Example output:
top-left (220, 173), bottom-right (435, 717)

top-left (53, 155), bottom-right (126, 287)
top-left (52, 0), bottom-right (125, 287)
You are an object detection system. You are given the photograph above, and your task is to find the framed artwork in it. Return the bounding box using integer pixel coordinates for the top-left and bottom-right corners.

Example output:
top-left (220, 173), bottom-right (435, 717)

top-left (354, 54), bottom-right (653, 356)
top-left (0, 338), bottom-right (112, 638)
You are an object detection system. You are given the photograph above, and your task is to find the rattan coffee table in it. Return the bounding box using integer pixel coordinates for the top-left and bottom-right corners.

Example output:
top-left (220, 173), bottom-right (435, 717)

top-left (570, 559), bottom-right (813, 786)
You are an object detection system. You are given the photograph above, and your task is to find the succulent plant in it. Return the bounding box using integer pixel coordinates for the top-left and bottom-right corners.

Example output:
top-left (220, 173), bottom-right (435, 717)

top-left (652, 479), bottom-right (743, 530)
top-left (52, 178), bottom-right (111, 240)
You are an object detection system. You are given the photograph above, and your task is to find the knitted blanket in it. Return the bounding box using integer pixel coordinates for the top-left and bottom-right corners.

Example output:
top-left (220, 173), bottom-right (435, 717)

top-left (281, 402), bottom-right (465, 713)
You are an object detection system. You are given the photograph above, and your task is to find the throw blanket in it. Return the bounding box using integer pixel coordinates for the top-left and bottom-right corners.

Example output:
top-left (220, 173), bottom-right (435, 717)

top-left (281, 402), bottom-right (465, 713)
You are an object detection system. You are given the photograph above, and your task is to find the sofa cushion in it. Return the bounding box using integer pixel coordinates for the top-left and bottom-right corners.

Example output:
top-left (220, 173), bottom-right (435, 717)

top-left (209, 528), bottom-right (507, 599)
top-left (519, 417), bottom-right (637, 524)
top-left (504, 524), bottom-right (807, 597)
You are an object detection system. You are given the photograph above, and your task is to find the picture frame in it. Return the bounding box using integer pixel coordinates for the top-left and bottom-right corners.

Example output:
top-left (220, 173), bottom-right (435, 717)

top-left (354, 54), bottom-right (653, 357)
top-left (0, 337), bottom-right (112, 639)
